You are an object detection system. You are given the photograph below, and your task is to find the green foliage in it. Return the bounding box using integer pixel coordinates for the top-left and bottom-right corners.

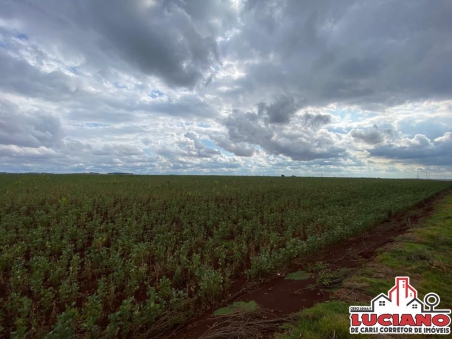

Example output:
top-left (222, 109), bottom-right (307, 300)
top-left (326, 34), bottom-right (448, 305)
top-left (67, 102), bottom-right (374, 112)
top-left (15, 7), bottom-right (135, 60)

top-left (196, 266), bottom-right (224, 304)
top-left (279, 301), bottom-right (359, 339)
top-left (280, 193), bottom-right (452, 339)
top-left (0, 174), bottom-right (450, 337)
top-left (214, 300), bottom-right (259, 315)
top-left (285, 270), bottom-right (311, 281)
top-left (45, 307), bottom-right (79, 339)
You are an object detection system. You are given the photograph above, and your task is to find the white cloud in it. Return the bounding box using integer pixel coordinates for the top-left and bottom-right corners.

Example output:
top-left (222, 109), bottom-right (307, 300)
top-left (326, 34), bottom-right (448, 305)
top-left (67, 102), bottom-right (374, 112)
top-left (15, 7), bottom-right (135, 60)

top-left (0, 0), bottom-right (451, 176)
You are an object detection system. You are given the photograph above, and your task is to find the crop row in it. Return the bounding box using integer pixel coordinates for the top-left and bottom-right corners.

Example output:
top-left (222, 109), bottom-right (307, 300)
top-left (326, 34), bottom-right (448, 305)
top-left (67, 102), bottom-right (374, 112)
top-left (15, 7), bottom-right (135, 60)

top-left (0, 174), bottom-right (450, 338)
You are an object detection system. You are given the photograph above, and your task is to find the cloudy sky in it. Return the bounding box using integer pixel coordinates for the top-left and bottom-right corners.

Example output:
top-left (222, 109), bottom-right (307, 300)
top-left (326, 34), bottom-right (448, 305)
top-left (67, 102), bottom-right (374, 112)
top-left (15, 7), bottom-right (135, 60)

top-left (1, 0), bottom-right (451, 177)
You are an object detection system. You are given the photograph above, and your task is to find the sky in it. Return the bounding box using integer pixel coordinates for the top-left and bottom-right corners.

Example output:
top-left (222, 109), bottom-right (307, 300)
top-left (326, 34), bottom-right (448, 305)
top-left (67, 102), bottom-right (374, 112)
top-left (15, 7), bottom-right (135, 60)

top-left (0, 0), bottom-right (451, 178)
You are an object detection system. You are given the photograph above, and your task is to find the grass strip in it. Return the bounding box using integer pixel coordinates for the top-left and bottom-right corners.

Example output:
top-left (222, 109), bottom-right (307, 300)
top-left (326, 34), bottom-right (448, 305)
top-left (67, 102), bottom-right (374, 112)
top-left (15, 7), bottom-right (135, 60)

top-left (278, 194), bottom-right (452, 339)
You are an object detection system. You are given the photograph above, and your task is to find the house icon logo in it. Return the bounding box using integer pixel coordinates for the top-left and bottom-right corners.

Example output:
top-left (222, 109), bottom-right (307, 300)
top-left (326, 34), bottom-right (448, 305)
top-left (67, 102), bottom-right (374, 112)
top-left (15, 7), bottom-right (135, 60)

top-left (349, 276), bottom-right (451, 335)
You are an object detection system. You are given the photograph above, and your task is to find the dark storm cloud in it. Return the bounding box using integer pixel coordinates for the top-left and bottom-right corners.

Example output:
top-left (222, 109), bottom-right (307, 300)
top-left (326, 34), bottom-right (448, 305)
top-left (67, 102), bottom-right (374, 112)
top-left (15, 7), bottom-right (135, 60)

top-left (166, 0), bottom-right (238, 36)
top-left (0, 0), bottom-right (233, 88)
top-left (141, 96), bottom-right (217, 118)
top-left (301, 112), bottom-right (332, 128)
top-left (80, 0), bottom-right (220, 88)
top-left (224, 110), bottom-right (273, 146)
top-left (369, 132), bottom-right (452, 165)
top-left (0, 49), bottom-right (77, 101)
top-left (3, 0), bottom-right (451, 105)
top-left (0, 30), bottom-right (217, 123)
top-left (209, 135), bottom-right (255, 157)
top-left (350, 125), bottom-right (389, 145)
top-left (257, 96), bottom-right (299, 124)
top-left (219, 108), bottom-right (344, 161)
top-left (1, 0), bottom-right (452, 174)
top-left (0, 100), bottom-right (63, 148)
top-left (223, 0), bottom-right (452, 108)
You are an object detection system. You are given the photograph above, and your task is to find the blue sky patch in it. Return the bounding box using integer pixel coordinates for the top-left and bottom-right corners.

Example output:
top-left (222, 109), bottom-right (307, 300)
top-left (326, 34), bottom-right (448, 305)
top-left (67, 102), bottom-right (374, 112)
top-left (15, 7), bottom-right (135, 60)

top-left (197, 122), bottom-right (211, 128)
top-left (85, 122), bottom-right (106, 128)
top-left (16, 33), bottom-right (28, 40)
top-left (114, 82), bottom-right (127, 89)
top-left (200, 139), bottom-right (217, 149)
top-left (327, 126), bottom-right (352, 134)
top-left (143, 148), bottom-right (153, 156)
top-left (150, 89), bottom-right (164, 98)
top-left (221, 149), bottom-right (235, 157)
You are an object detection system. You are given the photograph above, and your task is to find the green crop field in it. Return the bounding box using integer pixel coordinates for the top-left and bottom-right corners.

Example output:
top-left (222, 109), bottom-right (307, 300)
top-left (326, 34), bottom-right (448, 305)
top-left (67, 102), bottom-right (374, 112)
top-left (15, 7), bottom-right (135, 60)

top-left (1, 174), bottom-right (451, 338)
